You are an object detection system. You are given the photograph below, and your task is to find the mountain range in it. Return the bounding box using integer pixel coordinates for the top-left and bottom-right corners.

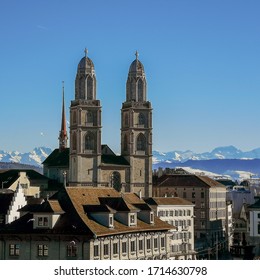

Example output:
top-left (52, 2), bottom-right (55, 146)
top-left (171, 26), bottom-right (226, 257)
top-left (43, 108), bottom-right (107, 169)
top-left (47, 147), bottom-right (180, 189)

top-left (1, 145), bottom-right (260, 181)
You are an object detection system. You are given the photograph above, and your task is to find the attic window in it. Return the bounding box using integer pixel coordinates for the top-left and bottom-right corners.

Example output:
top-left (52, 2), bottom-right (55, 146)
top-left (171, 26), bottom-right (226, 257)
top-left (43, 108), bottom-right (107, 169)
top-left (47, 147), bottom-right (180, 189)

top-left (129, 213), bottom-right (136, 226)
top-left (150, 212), bottom-right (154, 224)
top-left (109, 215), bottom-right (114, 228)
top-left (38, 216), bottom-right (48, 227)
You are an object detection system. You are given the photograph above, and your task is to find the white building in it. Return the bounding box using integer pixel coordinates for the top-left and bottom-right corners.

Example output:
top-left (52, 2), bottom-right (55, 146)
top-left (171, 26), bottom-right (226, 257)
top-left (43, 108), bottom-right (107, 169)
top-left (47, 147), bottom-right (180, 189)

top-left (145, 197), bottom-right (196, 260)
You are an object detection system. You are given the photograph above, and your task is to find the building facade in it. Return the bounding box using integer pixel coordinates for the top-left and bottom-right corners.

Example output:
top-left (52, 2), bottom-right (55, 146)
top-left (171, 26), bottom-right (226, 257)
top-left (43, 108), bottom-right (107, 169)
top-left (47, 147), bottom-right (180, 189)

top-left (0, 187), bottom-right (172, 260)
top-left (153, 171), bottom-right (227, 258)
top-left (145, 197), bottom-right (196, 260)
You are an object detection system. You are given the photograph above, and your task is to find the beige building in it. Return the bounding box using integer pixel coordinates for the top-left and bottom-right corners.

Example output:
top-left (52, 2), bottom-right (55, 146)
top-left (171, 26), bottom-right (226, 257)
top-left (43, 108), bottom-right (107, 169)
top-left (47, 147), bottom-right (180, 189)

top-left (0, 187), bottom-right (173, 260)
top-left (0, 170), bottom-right (49, 198)
top-left (153, 171), bottom-right (227, 258)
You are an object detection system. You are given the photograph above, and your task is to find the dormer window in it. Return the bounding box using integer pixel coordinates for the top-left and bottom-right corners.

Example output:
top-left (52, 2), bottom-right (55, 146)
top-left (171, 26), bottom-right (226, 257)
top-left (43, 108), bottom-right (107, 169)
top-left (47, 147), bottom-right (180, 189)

top-left (109, 214), bottom-right (114, 228)
top-left (129, 213), bottom-right (136, 226)
top-left (150, 212), bottom-right (154, 224)
top-left (38, 216), bottom-right (48, 227)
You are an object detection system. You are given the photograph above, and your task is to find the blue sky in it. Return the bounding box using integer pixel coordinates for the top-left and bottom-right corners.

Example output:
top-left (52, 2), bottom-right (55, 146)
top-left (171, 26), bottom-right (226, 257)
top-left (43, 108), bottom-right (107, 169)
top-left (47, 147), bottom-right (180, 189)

top-left (0, 0), bottom-right (260, 154)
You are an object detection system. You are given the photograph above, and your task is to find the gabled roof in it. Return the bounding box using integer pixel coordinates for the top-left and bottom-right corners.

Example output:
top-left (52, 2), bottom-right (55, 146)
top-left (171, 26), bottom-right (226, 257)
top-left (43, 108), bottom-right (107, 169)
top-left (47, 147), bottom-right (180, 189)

top-left (42, 148), bottom-right (69, 167)
top-left (1, 187), bottom-right (174, 237)
top-left (65, 187), bottom-right (173, 237)
top-left (0, 169), bottom-right (49, 189)
top-left (99, 197), bottom-right (139, 212)
top-left (19, 199), bottom-right (64, 214)
top-left (154, 174), bottom-right (225, 189)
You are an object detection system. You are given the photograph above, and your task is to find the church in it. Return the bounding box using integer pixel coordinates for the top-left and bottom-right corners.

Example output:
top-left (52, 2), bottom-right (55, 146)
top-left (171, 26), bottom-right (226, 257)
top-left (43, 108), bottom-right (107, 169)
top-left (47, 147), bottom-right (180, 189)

top-left (43, 50), bottom-right (153, 197)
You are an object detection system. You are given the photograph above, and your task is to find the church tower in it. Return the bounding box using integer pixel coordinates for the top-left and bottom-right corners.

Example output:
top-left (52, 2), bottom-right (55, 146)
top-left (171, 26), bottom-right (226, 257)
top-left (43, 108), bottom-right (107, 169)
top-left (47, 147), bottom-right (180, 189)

top-left (121, 52), bottom-right (153, 197)
top-left (69, 49), bottom-right (102, 186)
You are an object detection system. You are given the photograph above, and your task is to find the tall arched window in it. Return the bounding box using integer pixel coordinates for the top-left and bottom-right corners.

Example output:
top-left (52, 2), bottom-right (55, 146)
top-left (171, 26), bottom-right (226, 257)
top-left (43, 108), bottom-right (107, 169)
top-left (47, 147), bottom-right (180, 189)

top-left (79, 76), bottom-right (84, 99)
top-left (138, 79), bottom-right (143, 101)
top-left (110, 171), bottom-right (121, 192)
top-left (85, 132), bottom-right (95, 151)
top-left (87, 76), bottom-right (93, 100)
top-left (137, 133), bottom-right (146, 151)
top-left (124, 113), bottom-right (129, 127)
top-left (72, 111), bottom-right (77, 124)
top-left (138, 113), bottom-right (145, 125)
top-left (86, 111), bottom-right (93, 124)
top-left (72, 133), bottom-right (77, 150)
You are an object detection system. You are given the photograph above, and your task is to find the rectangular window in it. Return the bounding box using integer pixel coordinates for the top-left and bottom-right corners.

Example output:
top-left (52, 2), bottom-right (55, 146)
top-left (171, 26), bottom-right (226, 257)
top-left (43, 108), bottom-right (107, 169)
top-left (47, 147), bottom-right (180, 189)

top-left (109, 215), bottom-right (113, 227)
top-left (192, 192), bottom-right (195, 198)
top-left (113, 243), bottom-right (118, 255)
top-left (67, 245), bottom-right (77, 257)
top-left (150, 212), bottom-right (154, 223)
top-left (38, 244), bottom-right (48, 257)
top-left (139, 240), bottom-right (143, 251)
top-left (147, 239), bottom-right (151, 250)
top-left (201, 192), bottom-right (205, 199)
top-left (122, 242), bottom-right (127, 254)
top-left (9, 244), bottom-right (19, 256)
top-left (201, 211), bottom-right (205, 219)
top-left (129, 214), bottom-right (136, 225)
top-left (201, 202), bottom-right (205, 208)
top-left (38, 217), bottom-right (48, 227)
top-left (94, 245), bottom-right (99, 257)
top-left (104, 244), bottom-right (109, 256)
top-left (153, 238), bottom-right (158, 249)
top-left (38, 217), bottom-right (43, 226)
top-left (130, 241), bottom-right (136, 252)
top-left (161, 237), bottom-right (165, 248)
top-left (183, 192), bottom-right (187, 198)
top-left (258, 223), bottom-right (260, 235)
top-left (187, 210), bottom-right (191, 216)
top-left (169, 210), bottom-right (173, 216)
top-left (258, 213), bottom-right (260, 219)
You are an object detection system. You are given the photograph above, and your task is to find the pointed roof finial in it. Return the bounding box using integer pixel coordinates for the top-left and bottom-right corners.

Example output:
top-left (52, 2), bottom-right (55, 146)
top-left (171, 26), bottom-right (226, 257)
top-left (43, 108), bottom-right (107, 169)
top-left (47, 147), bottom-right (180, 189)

top-left (84, 48), bottom-right (88, 58)
top-left (135, 50), bottom-right (139, 61)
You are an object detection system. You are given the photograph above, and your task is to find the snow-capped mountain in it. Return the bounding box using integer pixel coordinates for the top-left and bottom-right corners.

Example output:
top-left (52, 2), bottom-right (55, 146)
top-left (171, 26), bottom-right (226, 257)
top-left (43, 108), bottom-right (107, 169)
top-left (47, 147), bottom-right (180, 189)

top-left (153, 145), bottom-right (260, 164)
top-left (0, 147), bottom-right (52, 167)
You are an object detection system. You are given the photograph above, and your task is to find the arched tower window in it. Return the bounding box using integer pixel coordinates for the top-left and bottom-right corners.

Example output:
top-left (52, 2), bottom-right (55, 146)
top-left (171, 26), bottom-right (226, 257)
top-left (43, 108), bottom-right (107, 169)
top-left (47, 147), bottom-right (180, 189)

top-left (138, 113), bottom-right (145, 125)
top-left (124, 113), bottom-right (129, 127)
top-left (87, 76), bottom-right (93, 100)
top-left (72, 111), bottom-right (77, 124)
top-left (138, 79), bottom-right (143, 101)
top-left (79, 76), bottom-right (84, 99)
top-left (131, 79), bottom-right (136, 101)
top-left (86, 111), bottom-right (93, 124)
top-left (123, 134), bottom-right (128, 151)
top-left (137, 133), bottom-right (146, 151)
top-left (72, 133), bottom-right (77, 150)
top-left (85, 132), bottom-right (95, 151)
top-left (110, 171), bottom-right (121, 192)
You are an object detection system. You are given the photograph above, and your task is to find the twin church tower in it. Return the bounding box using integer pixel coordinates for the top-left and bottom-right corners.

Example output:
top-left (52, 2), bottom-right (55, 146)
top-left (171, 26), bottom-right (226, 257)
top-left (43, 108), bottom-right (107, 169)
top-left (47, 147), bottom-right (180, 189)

top-left (57, 50), bottom-right (153, 197)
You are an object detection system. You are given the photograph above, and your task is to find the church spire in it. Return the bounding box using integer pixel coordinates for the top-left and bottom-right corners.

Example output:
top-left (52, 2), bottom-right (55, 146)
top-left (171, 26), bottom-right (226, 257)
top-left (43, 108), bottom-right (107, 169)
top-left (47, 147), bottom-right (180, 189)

top-left (59, 81), bottom-right (68, 151)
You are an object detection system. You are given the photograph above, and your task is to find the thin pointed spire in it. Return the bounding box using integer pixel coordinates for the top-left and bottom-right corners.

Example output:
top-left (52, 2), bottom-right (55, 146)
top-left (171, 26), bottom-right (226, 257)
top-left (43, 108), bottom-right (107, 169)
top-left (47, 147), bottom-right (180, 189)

top-left (59, 81), bottom-right (68, 151)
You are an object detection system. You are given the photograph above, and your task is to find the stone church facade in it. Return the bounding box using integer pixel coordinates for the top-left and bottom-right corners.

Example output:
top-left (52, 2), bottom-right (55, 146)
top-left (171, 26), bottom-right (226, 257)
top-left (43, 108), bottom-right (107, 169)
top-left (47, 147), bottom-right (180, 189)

top-left (44, 50), bottom-right (153, 197)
